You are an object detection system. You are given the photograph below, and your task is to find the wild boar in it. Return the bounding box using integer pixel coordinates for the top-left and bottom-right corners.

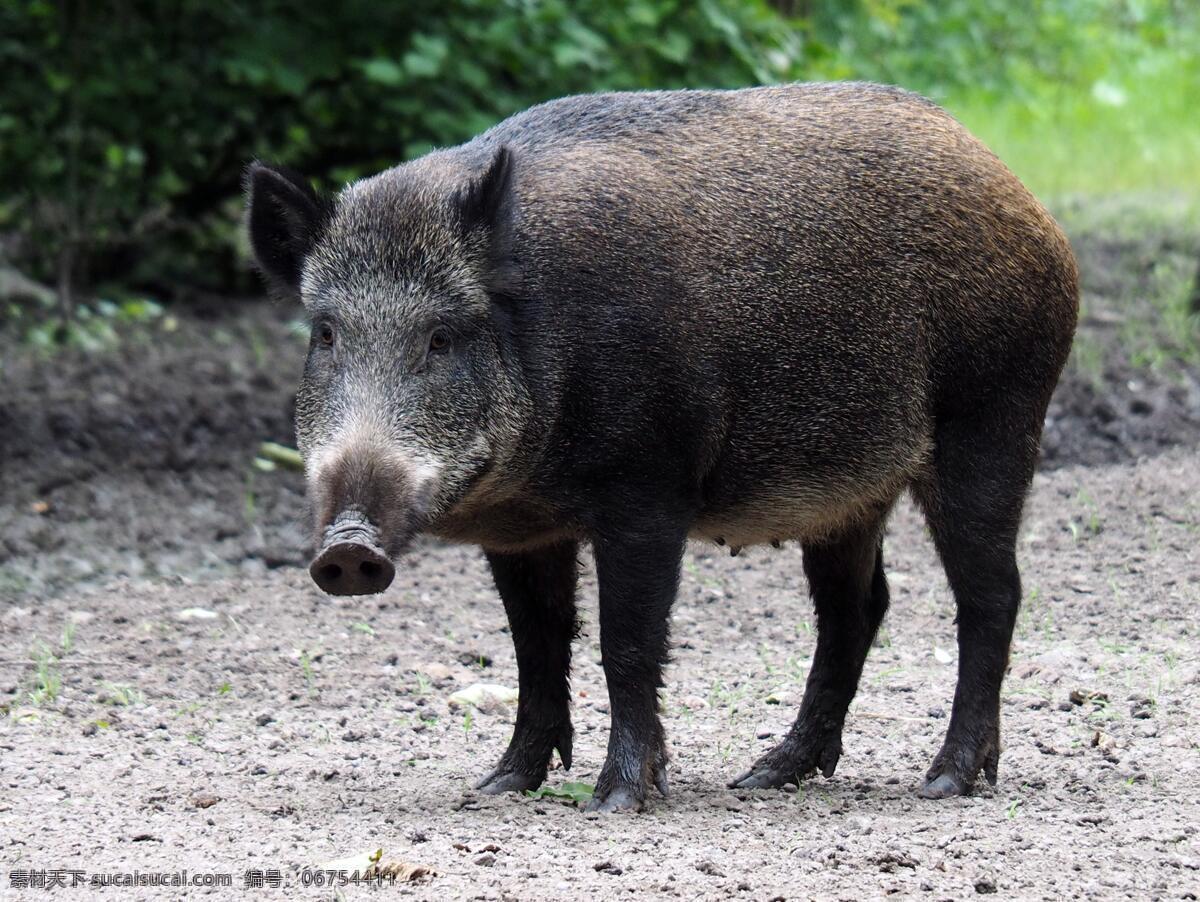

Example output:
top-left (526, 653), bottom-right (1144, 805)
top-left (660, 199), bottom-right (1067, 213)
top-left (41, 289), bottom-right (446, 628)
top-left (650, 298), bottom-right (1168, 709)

top-left (245, 82), bottom-right (1078, 811)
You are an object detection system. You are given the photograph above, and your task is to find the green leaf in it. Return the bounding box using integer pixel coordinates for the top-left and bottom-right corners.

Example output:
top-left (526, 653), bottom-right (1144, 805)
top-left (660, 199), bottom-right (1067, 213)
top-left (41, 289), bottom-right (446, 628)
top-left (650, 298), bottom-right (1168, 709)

top-left (403, 34), bottom-right (449, 79)
top-left (524, 782), bottom-right (595, 806)
top-left (655, 31), bottom-right (692, 64)
top-left (361, 58), bottom-right (405, 87)
top-left (272, 65), bottom-right (308, 96)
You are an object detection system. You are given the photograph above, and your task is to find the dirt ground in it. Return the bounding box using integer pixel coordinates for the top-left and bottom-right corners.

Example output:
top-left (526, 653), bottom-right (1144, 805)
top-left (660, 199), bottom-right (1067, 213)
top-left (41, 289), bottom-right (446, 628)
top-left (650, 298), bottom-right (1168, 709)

top-left (2, 211), bottom-right (1199, 899)
top-left (2, 450), bottom-right (1199, 899)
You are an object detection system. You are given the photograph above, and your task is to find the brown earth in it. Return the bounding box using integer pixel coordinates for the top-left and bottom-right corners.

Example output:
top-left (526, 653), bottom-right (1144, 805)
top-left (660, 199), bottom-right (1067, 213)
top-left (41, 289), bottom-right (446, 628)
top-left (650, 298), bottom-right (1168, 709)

top-left (1, 214), bottom-right (1199, 899)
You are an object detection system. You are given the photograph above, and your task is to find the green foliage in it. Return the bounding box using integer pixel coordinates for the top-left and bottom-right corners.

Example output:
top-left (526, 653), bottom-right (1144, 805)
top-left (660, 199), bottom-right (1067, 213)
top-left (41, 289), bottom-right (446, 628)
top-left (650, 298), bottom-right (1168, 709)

top-left (524, 781), bottom-right (596, 805)
top-left (926, 2), bottom-right (1200, 198)
top-left (806, 0), bottom-right (1183, 99)
top-left (0, 0), bottom-right (802, 308)
top-left (27, 639), bottom-right (63, 706)
top-left (15, 294), bottom-right (164, 352)
top-left (798, 1), bottom-right (1200, 197)
top-left (0, 0), bottom-right (1197, 319)
top-left (25, 623), bottom-right (74, 707)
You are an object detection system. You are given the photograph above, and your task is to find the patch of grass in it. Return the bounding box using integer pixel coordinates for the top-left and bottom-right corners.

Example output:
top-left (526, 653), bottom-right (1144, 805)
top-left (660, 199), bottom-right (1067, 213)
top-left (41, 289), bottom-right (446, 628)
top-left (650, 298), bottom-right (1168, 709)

top-left (25, 623), bottom-right (76, 707)
top-left (948, 52), bottom-right (1200, 198)
top-left (1086, 696), bottom-right (1119, 723)
top-left (27, 641), bottom-right (63, 707)
top-left (298, 648), bottom-right (318, 697)
top-left (1056, 192), bottom-right (1200, 238)
top-left (1142, 260), bottom-right (1200, 370)
top-left (1067, 490), bottom-right (1104, 542)
top-left (707, 678), bottom-right (753, 722)
top-left (98, 681), bottom-right (143, 706)
top-left (756, 643), bottom-right (778, 676)
top-left (1058, 193), bottom-right (1200, 372)
top-left (1068, 333), bottom-right (1106, 387)
top-left (18, 296), bottom-right (165, 353)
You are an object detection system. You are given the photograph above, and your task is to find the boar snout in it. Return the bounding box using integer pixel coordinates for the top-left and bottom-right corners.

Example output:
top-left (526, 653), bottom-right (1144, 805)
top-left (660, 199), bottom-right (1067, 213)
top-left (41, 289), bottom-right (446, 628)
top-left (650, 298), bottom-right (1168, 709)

top-left (310, 511), bottom-right (396, 596)
top-left (307, 440), bottom-right (438, 595)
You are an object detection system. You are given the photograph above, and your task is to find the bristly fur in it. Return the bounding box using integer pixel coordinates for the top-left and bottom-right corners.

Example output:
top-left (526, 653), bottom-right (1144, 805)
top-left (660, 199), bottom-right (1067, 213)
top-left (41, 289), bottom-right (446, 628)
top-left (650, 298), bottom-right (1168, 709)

top-left (246, 82), bottom-right (1079, 812)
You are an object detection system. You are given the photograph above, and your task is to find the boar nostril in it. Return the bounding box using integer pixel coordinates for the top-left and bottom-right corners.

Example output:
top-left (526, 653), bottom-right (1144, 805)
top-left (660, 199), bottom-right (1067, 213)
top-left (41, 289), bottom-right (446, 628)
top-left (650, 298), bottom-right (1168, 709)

top-left (309, 540), bottom-right (395, 596)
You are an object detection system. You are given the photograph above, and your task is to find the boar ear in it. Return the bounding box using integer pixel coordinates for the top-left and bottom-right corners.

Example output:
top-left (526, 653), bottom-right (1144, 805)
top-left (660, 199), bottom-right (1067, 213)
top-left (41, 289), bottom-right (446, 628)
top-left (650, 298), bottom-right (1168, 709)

top-left (244, 162), bottom-right (332, 295)
top-left (455, 144), bottom-right (513, 235)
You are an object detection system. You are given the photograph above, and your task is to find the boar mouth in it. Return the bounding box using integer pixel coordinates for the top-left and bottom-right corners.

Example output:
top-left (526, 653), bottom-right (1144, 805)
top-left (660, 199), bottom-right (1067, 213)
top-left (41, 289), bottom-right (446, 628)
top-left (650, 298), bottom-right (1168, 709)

top-left (309, 510), bottom-right (396, 596)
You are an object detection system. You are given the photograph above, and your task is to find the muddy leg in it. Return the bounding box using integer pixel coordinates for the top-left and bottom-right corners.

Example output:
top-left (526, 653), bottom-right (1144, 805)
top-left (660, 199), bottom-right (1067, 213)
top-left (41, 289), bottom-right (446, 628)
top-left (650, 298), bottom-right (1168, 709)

top-left (586, 528), bottom-right (685, 812)
top-left (476, 542), bottom-right (578, 794)
top-left (730, 516), bottom-right (889, 789)
top-left (914, 411), bottom-right (1039, 798)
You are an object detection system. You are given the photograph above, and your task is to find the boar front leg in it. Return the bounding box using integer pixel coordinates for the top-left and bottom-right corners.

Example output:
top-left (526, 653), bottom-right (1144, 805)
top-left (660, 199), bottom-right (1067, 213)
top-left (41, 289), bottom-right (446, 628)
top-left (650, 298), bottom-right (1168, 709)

top-left (586, 526), bottom-right (684, 812)
top-left (476, 542), bottom-right (579, 794)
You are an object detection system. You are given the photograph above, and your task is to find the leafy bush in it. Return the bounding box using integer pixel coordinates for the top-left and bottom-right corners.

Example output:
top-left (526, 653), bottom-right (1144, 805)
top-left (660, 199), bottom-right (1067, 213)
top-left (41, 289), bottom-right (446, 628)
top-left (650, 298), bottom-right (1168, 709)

top-left (0, 0), bottom-right (803, 313)
top-left (1, 0), bottom-right (1196, 324)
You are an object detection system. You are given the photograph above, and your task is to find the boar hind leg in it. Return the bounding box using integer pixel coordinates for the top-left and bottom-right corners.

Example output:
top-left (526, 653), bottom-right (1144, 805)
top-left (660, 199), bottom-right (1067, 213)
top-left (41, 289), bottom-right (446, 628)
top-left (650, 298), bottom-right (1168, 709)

top-left (586, 526), bottom-right (686, 812)
top-left (476, 542), bottom-right (579, 795)
top-left (913, 407), bottom-right (1040, 799)
top-left (729, 514), bottom-right (889, 790)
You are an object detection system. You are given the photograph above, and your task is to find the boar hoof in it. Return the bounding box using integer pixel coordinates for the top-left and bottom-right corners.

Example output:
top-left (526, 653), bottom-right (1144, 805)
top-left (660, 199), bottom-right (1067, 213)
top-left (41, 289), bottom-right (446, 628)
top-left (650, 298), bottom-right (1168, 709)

top-left (727, 764), bottom-right (808, 790)
top-left (474, 768), bottom-right (545, 795)
top-left (653, 759), bottom-right (669, 798)
top-left (917, 772), bottom-right (968, 799)
top-left (728, 767), bottom-right (782, 790)
top-left (585, 785), bottom-right (643, 813)
top-left (728, 737), bottom-right (841, 790)
top-left (919, 732), bottom-right (1000, 799)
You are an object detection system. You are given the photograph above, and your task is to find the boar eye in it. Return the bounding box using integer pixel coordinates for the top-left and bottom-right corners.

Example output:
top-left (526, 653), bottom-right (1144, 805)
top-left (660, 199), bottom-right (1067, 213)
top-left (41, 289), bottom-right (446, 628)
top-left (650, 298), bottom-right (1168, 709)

top-left (316, 321), bottom-right (335, 347)
top-left (429, 327), bottom-right (450, 354)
